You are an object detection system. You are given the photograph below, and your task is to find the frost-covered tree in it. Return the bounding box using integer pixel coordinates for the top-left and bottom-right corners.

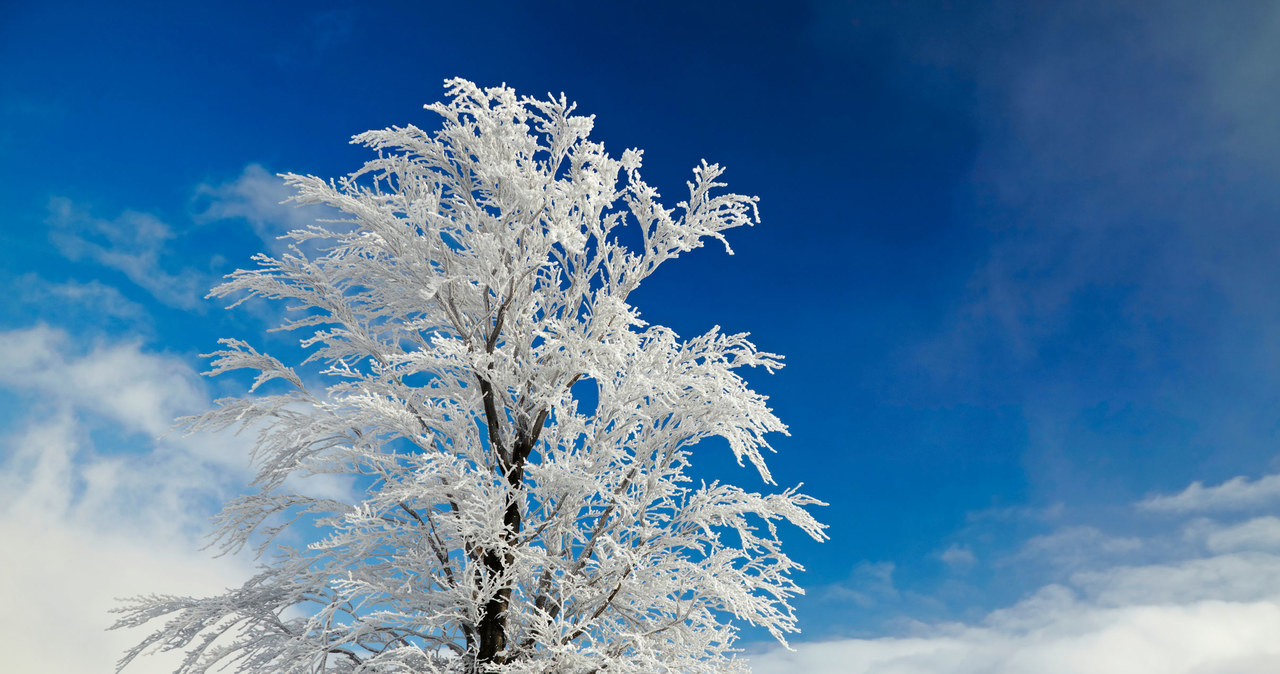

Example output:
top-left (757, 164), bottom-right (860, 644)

top-left (113, 79), bottom-right (825, 674)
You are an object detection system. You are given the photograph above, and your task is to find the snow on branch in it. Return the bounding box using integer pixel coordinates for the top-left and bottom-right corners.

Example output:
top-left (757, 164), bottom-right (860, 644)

top-left (116, 77), bottom-right (825, 674)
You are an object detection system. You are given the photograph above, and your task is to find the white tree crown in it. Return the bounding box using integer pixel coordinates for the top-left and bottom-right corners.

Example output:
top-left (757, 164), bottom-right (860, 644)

top-left (114, 78), bottom-right (826, 674)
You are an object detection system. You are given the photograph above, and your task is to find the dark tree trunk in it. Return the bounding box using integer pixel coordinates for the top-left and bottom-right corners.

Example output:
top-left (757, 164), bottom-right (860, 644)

top-left (474, 374), bottom-right (544, 669)
top-left (475, 457), bottom-right (526, 667)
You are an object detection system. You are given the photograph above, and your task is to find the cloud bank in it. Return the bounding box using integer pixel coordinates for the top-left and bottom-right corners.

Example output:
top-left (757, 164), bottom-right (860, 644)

top-left (750, 504), bottom-right (1280, 673)
top-left (0, 325), bottom-right (253, 673)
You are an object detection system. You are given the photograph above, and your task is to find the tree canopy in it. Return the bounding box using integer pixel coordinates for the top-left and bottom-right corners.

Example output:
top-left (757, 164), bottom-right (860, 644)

top-left (114, 78), bottom-right (825, 674)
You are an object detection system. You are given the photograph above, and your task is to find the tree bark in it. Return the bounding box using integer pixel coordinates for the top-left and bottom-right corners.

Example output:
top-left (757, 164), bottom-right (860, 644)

top-left (475, 378), bottom-right (541, 669)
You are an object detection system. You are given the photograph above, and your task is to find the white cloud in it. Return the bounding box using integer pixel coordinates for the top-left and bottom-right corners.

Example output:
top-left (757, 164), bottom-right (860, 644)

top-left (1182, 515), bottom-right (1280, 556)
top-left (46, 198), bottom-right (207, 309)
top-left (0, 509), bottom-right (249, 674)
top-left (940, 544), bottom-right (977, 570)
top-left (5, 273), bottom-right (148, 325)
top-left (196, 163), bottom-right (341, 252)
top-left (1139, 473), bottom-right (1280, 514)
top-left (0, 439), bottom-right (244, 674)
top-left (752, 468), bottom-right (1280, 674)
top-left (0, 324), bottom-right (203, 437)
top-left (750, 552), bottom-right (1280, 674)
top-left (0, 325), bottom-right (255, 536)
top-left (823, 561), bottom-right (901, 609)
top-left (1201, 517), bottom-right (1280, 554)
top-left (0, 322), bottom-right (366, 672)
top-left (1071, 553), bottom-right (1280, 607)
top-left (0, 326), bottom-right (256, 673)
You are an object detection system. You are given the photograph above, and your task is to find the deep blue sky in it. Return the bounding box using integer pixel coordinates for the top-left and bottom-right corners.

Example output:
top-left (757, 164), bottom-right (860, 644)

top-left (5, 2), bottom-right (1280, 669)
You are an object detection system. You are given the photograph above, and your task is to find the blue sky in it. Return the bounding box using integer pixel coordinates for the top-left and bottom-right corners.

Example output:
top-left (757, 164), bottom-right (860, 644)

top-left (4, 1), bottom-right (1280, 671)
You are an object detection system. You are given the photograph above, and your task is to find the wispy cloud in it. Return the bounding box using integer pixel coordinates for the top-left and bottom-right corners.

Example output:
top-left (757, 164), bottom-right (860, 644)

top-left (46, 198), bottom-right (207, 310)
top-left (195, 163), bottom-right (343, 254)
top-left (918, 2), bottom-right (1280, 386)
top-left (823, 561), bottom-right (901, 609)
top-left (867, 1), bottom-right (1280, 515)
top-left (272, 8), bottom-right (358, 69)
top-left (1197, 517), bottom-right (1280, 554)
top-left (1012, 525), bottom-right (1143, 571)
top-left (1071, 551), bottom-right (1280, 608)
top-left (939, 544), bottom-right (976, 571)
top-left (1139, 473), bottom-right (1280, 514)
top-left (1, 273), bottom-right (149, 329)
